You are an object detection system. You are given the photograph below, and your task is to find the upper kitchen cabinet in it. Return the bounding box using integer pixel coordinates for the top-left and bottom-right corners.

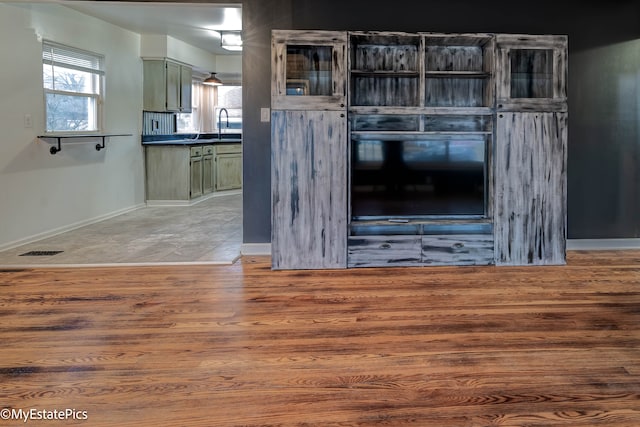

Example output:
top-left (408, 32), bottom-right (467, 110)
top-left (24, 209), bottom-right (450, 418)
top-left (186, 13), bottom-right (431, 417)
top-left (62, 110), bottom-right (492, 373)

top-left (143, 59), bottom-right (192, 113)
top-left (495, 34), bottom-right (567, 111)
top-left (271, 30), bottom-right (347, 110)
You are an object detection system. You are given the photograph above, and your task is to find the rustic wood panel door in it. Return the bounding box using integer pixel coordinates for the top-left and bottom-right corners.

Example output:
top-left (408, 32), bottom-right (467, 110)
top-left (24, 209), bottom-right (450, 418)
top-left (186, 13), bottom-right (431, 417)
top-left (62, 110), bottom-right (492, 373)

top-left (271, 110), bottom-right (347, 269)
top-left (494, 112), bottom-right (567, 265)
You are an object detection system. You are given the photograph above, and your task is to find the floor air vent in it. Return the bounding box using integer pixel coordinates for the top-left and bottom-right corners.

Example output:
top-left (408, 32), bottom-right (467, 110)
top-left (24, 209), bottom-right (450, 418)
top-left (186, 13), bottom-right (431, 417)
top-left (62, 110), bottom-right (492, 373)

top-left (19, 250), bottom-right (64, 257)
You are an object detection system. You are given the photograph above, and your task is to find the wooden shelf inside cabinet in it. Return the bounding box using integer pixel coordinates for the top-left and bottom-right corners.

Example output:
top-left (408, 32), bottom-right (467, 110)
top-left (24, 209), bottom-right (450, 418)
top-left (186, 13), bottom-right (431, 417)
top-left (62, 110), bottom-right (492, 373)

top-left (425, 71), bottom-right (490, 78)
top-left (351, 70), bottom-right (420, 77)
top-left (421, 107), bottom-right (494, 115)
top-left (351, 217), bottom-right (492, 234)
top-left (422, 33), bottom-right (494, 47)
top-left (349, 106), bottom-right (494, 115)
top-left (38, 134), bottom-right (132, 155)
top-left (351, 131), bottom-right (492, 140)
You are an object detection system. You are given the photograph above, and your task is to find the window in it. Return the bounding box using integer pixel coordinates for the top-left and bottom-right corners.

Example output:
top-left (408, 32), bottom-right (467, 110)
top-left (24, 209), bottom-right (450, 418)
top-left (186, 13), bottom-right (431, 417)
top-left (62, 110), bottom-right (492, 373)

top-left (176, 82), bottom-right (213, 133)
top-left (176, 83), bottom-right (242, 134)
top-left (42, 41), bottom-right (104, 133)
top-left (216, 85), bottom-right (242, 132)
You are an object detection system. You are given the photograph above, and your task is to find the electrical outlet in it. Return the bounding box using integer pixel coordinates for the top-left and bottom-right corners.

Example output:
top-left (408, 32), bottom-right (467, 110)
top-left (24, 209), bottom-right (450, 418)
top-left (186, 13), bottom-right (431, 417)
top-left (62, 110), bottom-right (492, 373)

top-left (260, 107), bottom-right (270, 123)
top-left (24, 114), bottom-right (33, 128)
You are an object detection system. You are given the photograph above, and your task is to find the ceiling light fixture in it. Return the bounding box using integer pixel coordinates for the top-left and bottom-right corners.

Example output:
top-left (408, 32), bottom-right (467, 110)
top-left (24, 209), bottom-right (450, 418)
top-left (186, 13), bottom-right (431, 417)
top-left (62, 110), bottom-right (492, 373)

top-left (203, 72), bottom-right (223, 86)
top-left (221, 31), bottom-right (242, 51)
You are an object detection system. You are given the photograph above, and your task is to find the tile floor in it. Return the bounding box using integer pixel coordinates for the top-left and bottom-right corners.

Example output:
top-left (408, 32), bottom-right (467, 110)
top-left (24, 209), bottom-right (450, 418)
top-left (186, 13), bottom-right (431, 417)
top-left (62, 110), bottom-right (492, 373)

top-left (0, 191), bottom-right (242, 267)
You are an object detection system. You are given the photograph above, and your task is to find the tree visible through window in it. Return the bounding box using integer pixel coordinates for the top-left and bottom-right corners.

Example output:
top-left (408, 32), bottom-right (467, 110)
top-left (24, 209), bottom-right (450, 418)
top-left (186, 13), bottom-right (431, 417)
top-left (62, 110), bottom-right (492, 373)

top-left (42, 41), bottom-right (104, 133)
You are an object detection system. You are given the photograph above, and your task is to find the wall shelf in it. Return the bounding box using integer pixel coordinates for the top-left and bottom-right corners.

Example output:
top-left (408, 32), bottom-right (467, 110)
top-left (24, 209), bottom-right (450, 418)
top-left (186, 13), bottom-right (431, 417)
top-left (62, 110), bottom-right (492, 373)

top-left (38, 134), bottom-right (132, 155)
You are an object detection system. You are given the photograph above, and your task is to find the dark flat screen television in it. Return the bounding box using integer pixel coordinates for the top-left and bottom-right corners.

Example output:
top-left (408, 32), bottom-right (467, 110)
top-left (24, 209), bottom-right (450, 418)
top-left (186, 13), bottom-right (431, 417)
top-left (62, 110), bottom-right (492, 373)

top-left (350, 136), bottom-right (487, 219)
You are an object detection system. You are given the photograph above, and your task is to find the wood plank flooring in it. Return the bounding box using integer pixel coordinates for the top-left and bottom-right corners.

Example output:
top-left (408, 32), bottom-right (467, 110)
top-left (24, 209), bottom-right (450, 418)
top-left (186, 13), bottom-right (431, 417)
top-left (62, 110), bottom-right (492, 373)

top-left (0, 251), bottom-right (639, 426)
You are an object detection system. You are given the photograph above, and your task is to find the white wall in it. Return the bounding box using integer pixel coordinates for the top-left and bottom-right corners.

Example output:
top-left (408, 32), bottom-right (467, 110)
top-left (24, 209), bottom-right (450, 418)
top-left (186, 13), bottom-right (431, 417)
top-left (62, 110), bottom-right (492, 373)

top-left (140, 34), bottom-right (218, 73)
top-left (215, 55), bottom-right (242, 73)
top-left (0, 3), bottom-right (144, 249)
top-left (215, 54), bottom-right (242, 84)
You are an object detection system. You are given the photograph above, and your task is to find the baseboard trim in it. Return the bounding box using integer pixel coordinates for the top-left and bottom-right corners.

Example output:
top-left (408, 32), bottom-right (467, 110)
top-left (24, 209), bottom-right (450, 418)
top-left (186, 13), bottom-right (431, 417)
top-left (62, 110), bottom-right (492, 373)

top-left (0, 260), bottom-right (237, 269)
top-left (0, 203), bottom-right (146, 252)
top-left (241, 243), bottom-right (272, 256)
top-left (146, 189), bottom-right (242, 207)
top-left (567, 238), bottom-right (640, 250)
top-left (145, 200), bottom-right (191, 207)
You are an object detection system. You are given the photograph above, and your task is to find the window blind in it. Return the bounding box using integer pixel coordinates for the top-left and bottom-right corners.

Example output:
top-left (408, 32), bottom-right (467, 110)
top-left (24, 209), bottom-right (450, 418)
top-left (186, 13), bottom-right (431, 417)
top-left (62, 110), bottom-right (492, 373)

top-left (42, 40), bottom-right (105, 75)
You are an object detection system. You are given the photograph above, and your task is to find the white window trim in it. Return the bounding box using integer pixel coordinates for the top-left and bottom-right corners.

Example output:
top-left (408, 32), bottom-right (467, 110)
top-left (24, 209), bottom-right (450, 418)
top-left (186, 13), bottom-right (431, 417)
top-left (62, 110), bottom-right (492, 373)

top-left (42, 40), bottom-right (105, 135)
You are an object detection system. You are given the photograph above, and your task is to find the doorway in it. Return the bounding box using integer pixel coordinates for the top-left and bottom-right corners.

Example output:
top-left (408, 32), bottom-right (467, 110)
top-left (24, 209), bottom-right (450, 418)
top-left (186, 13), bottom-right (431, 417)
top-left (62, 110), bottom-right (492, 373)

top-left (0, 1), bottom-right (244, 266)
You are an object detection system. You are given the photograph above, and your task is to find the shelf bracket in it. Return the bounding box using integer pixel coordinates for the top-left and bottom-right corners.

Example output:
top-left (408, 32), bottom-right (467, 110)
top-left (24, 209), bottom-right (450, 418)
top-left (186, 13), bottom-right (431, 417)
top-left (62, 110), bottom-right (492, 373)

top-left (95, 136), bottom-right (106, 152)
top-left (49, 137), bottom-right (62, 155)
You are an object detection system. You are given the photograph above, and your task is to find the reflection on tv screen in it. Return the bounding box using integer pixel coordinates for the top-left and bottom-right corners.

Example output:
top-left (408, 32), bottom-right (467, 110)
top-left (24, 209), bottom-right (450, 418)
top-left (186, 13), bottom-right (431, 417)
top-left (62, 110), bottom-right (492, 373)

top-left (351, 137), bottom-right (486, 218)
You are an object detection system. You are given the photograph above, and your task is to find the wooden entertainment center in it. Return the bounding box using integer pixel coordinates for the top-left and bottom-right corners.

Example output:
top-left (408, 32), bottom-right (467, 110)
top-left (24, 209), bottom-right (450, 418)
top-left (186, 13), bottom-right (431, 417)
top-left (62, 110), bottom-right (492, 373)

top-left (271, 30), bottom-right (567, 269)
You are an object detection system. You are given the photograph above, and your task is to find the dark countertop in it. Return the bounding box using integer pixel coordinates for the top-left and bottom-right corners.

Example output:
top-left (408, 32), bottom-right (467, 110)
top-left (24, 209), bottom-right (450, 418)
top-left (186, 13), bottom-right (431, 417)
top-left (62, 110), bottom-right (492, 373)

top-left (142, 138), bottom-right (242, 146)
top-left (141, 133), bottom-right (242, 146)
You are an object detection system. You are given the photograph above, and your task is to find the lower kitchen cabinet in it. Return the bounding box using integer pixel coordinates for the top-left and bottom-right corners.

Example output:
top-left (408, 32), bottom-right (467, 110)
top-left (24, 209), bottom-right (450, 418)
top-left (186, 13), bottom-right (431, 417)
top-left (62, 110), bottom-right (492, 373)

top-left (214, 144), bottom-right (242, 191)
top-left (145, 145), bottom-right (193, 202)
top-left (202, 145), bottom-right (214, 194)
top-left (189, 146), bottom-right (203, 199)
top-left (145, 144), bottom-right (237, 203)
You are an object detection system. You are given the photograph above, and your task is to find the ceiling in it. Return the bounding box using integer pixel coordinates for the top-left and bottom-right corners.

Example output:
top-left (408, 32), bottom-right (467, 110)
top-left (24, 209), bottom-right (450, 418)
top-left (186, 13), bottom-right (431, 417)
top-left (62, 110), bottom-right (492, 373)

top-left (62, 1), bottom-right (242, 56)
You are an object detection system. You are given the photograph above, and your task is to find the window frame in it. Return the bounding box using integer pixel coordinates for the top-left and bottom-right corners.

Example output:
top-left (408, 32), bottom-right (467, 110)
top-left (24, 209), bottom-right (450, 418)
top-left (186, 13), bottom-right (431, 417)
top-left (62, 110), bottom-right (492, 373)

top-left (42, 40), bottom-right (105, 134)
top-left (215, 84), bottom-right (242, 133)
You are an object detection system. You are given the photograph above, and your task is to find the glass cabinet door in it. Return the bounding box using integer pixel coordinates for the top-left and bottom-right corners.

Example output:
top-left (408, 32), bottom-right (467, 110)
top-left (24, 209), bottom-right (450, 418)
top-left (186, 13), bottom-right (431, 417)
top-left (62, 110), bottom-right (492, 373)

top-left (286, 45), bottom-right (333, 96)
top-left (496, 34), bottom-right (567, 111)
top-left (272, 31), bottom-right (347, 110)
top-left (510, 48), bottom-right (553, 99)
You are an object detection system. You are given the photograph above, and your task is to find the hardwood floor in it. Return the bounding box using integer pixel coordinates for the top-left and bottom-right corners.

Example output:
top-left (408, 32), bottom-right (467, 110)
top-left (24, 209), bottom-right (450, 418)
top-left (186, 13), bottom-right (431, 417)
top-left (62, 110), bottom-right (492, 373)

top-left (0, 251), bottom-right (639, 426)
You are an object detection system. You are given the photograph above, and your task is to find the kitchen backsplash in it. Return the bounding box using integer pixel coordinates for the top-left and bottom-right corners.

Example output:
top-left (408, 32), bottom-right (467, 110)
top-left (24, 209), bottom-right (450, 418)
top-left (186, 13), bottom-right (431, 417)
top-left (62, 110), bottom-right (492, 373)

top-left (142, 112), bottom-right (175, 135)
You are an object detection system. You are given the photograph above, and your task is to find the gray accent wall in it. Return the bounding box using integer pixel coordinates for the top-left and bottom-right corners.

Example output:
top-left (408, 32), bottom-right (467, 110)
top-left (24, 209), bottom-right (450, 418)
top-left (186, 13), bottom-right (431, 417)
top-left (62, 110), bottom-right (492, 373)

top-left (240, 0), bottom-right (640, 243)
top-left (569, 39), bottom-right (640, 238)
top-left (242, 0), bottom-right (293, 244)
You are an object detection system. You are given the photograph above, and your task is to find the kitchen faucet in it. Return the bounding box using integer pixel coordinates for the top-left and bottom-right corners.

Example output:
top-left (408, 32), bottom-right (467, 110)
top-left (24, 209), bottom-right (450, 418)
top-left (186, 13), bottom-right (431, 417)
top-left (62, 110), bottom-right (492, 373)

top-left (218, 108), bottom-right (229, 140)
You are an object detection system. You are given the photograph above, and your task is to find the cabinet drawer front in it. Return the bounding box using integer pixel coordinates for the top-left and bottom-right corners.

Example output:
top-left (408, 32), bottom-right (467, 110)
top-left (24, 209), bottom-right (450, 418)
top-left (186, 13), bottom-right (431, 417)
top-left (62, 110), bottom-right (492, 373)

top-left (203, 145), bottom-right (214, 155)
top-left (215, 144), bottom-right (241, 154)
top-left (348, 236), bottom-right (422, 268)
top-left (422, 234), bottom-right (494, 266)
top-left (190, 146), bottom-right (202, 157)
